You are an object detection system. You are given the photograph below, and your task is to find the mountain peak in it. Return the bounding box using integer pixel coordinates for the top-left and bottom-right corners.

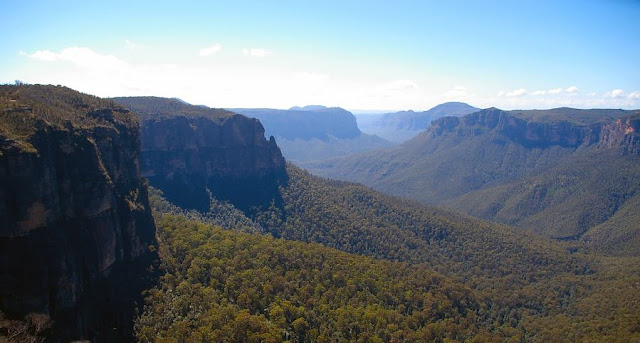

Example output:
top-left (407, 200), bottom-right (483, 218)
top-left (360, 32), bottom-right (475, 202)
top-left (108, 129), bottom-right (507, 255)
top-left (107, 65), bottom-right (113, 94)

top-left (360, 102), bottom-right (480, 142)
top-left (289, 105), bottom-right (328, 111)
top-left (428, 102), bottom-right (480, 113)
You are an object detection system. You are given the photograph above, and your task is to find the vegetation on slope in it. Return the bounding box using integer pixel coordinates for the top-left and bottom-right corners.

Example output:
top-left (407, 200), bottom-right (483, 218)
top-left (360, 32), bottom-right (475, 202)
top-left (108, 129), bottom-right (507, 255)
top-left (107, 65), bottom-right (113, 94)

top-left (273, 134), bottom-right (393, 163)
top-left (137, 214), bottom-right (503, 342)
top-left (141, 164), bottom-right (640, 342)
top-left (508, 108), bottom-right (632, 125)
top-left (307, 107), bottom-right (640, 255)
top-left (448, 149), bottom-right (640, 243)
top-left (112, 96), bottom-right (235, 123)
top-left (1, 84), bottom-right (137, 149)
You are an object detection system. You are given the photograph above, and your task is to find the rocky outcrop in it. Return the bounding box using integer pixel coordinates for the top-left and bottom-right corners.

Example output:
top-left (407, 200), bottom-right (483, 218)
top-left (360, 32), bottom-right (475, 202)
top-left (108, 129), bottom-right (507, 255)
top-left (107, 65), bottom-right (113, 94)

top-left (429, 108), bottom-right (639, 151)
top-left (0, 85), bottom-right (157, 341)
top-left (231, 106), bottom-right (361, 141)
top-left (113, 97), bottom-right (287, 213)
top-left (597, 114), bottom-right (640, 154)
top-left (140, 115), bottom-right (286, 212)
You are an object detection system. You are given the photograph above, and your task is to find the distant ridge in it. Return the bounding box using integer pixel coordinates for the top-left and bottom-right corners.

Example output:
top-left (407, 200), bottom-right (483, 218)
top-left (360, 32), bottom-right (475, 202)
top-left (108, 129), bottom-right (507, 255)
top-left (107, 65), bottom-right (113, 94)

top-left (231, 106), bottom-right (393, 162)
top-left (357, 101), bottom-right (479, 142)
top-left (289, 105), bottom-right (328, 111)
top-left (308, 107), bottom-right (640, 255)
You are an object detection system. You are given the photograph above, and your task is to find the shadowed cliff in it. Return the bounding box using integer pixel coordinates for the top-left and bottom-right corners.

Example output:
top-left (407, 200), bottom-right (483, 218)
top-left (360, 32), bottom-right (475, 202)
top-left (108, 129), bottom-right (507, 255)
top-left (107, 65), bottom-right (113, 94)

top-left (113, 97), bottom-right (287, 214)
top-left (0, 85), bottom-right (157, 341)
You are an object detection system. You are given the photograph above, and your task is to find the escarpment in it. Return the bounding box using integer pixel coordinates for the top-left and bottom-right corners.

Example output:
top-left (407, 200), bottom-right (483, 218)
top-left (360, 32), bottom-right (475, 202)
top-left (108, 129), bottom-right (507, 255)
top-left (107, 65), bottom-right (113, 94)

top-left (0, 85), bottom-right (157, 341)
top-left (113, 97), bottom-right (287, 213)
top-left (427, 108), bottom-right (640, 151)
top-left (305, 107), bottom-right (640, 251)
top-left (596, 114), bottom-right (640, 154)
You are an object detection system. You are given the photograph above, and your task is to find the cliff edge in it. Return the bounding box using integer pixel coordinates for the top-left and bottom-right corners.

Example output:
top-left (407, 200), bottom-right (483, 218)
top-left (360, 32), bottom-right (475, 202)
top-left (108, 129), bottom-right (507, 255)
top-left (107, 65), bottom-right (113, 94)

top-left (113, 97), bottom-right (287, 213)
top-left (0, 85), bottom-right (157, 341)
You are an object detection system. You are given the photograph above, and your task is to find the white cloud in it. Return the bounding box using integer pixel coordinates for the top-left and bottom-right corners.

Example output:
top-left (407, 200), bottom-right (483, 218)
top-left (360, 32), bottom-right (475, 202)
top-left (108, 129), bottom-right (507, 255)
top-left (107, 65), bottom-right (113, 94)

top-left (606, 89), bottom-right (625, 98)
top-left (243, 48), bottom-right (271, 57)
top-left (199, 44), bottom-right (222, 56)
top-left (487, 87), bottom-right (640, 110)
top-left (499, 88), bottom-right (527, 97)
top-left (14, 45), bottom-right (640, 111)
top-left (531, 86), bottom-right (578, 96)
top-left (23, 47), bottom-right (127, 70)
top-left (20, 50), bottom-right (57, 61)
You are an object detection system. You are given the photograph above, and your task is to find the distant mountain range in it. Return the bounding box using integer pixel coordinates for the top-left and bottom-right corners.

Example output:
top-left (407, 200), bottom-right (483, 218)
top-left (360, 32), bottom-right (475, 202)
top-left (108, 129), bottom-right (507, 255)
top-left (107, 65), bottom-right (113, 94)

top-left (5, 86), bottom-right (640, 342)
top-left (231, 106), bottom-right (393, 162)
top-left (307, 107), bottom-right (640, 255)
top-left (357, 102), bottom-right (479, 142)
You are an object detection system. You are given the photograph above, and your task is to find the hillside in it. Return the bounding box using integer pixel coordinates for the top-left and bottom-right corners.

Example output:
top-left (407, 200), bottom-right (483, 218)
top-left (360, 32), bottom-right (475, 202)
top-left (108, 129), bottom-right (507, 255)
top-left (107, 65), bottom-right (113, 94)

top-left (137, 214), bottom-right (497, 342)
top-left (143, 164), bottom-right (640, 342)
top-left (112, 96), bottom-right (235, 123)
top-left (10, 89), bottom-right (633, 341)
top-left (307, 107), bottom-right (640, 254)
top-left (357, 102), bottom-right (479, 143)
top-left (232, 106), bottom-right (393, 162)
top-left (117, 95), bottom-right (640, 340)
top-left (448, 149), bottom-right (640, 251)
top-left (0, 85), bottom-right (157, 341)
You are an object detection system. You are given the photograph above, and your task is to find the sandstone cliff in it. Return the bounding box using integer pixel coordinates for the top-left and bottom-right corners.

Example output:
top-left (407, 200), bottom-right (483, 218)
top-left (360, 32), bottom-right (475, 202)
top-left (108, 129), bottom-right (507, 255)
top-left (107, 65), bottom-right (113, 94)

top-left (113, 97), bottom-right (287, 213)
top-left (0, 85), bottom-right (156, 341)
top-left (428, 108), bottom-right (640, 152)
top-left (232, 106), bottom-right (361, 141)
top-left (597, 114), bottom-right (640, 154)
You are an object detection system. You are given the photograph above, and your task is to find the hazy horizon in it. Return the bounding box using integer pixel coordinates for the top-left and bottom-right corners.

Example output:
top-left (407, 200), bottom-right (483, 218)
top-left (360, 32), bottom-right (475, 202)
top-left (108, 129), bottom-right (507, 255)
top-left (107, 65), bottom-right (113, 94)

top-left (2, 0), bottom-right (639, 111)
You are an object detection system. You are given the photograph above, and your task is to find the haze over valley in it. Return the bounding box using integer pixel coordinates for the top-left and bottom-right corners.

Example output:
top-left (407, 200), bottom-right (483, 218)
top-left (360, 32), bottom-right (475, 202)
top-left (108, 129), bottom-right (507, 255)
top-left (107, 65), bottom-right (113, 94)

top-left (1, 1), bottom-right (640, 342)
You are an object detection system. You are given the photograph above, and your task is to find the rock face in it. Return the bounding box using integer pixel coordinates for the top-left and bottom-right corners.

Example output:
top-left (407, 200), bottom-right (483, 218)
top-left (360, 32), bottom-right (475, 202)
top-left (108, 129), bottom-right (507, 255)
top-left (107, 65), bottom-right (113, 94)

top-left (429, 108), bottom-right (640, 151)
top-left (597, 115), bottom-right (640, 154)
top-left (0, 85), bottom-right (156, 340)
top-left (230, 106), bottom-right (393, 163)
top-left (232, 106), bottom-right (361, 141)
top-left (114, 97), bottom-right (287, 213)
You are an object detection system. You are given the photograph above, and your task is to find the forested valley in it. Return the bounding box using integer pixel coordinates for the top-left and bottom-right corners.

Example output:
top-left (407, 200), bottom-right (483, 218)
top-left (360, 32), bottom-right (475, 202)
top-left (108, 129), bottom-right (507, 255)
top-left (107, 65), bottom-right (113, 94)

top-left (137, 165), bottom-right (640, 342)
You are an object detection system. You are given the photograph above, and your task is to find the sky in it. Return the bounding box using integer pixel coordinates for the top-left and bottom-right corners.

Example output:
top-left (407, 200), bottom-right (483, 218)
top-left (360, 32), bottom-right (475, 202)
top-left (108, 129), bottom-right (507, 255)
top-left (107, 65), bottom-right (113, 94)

top-left (2, 0), bottom-right (639, 111)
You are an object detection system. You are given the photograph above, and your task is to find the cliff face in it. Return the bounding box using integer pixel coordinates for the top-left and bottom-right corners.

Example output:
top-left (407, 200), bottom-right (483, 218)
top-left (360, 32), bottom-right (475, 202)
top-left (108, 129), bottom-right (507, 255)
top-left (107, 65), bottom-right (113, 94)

top-left (0, 85), bottom-right (156, 340)
top-left (231, 106), bottom-right (392, 163)
top-left (429, 108), bottom-right (640, 151)
top-left (114, 97), bottom-right (287, 213)
top-left (231, 106), bottom-right (361, 141)
top-left (597, 114), bottom-right (640, 154)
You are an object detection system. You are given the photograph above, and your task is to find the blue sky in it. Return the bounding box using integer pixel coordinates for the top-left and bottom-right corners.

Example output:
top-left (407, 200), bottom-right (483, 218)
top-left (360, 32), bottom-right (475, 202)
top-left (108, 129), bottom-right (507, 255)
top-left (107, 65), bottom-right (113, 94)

top-left (2, 0), bottom-right (639, 110)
